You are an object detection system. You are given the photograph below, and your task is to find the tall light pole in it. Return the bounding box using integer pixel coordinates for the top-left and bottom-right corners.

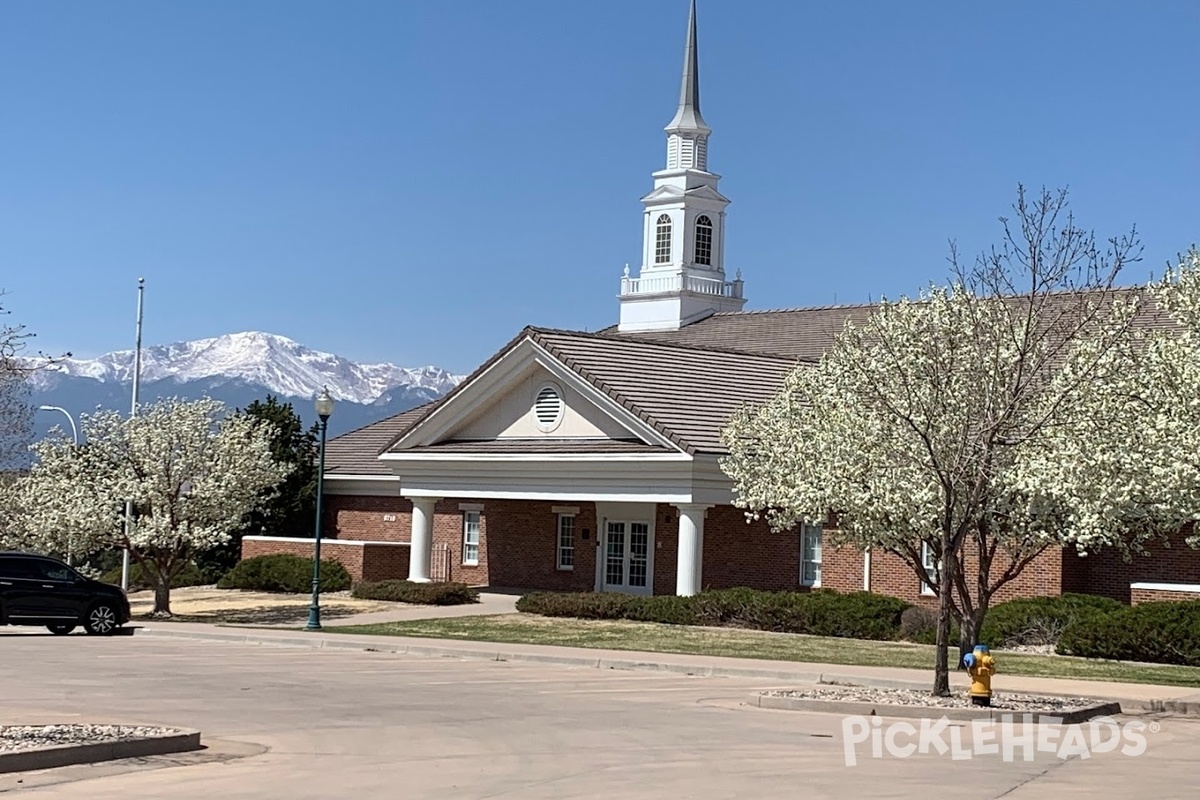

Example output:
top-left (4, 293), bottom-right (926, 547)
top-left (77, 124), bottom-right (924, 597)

top-left (121, 277), bottom-right (146, 591)
top-left (37, 406), bottom-right (78, 447)
top-left (36, 406), bottom-right (79, 565)
top-left (305, 387), bottom-right (335, 632)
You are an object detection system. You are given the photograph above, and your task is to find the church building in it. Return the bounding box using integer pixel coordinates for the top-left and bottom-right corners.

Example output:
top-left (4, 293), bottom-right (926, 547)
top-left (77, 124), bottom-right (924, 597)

top-left (242, 1), bottom-right (1200, 607)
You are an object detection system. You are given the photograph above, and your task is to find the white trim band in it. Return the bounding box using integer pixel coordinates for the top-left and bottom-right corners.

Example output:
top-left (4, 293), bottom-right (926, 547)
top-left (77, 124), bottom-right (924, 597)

top-left (1130, 582), bottom-right (1200, 593)
top-left (242, 535), bottom-right (410, 547)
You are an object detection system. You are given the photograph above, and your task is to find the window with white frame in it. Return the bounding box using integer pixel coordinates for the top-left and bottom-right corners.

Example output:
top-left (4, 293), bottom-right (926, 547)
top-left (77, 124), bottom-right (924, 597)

top-left (694, 215), bottom-right (713, 266)
top-left (556, 514), bottom-right (575, 570)
top-left (800, 524), bottom-right (822, 587)
top-left (462, 511), bottom-right (480, 566)
top-left (920, 541), bottom-right (938, 595)
top-left (654, 214), bottom-right (672, 263)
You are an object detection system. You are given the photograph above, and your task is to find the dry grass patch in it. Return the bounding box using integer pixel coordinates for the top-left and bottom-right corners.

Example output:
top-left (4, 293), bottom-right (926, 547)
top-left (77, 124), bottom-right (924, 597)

top-left (128, 586), bottom-right (396, 625)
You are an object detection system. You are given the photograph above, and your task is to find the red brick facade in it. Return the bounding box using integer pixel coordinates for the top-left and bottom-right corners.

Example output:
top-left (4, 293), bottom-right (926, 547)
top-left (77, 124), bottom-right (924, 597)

top-left (240, 536), bottom-right (410, 583)
top-left (1131, 585), bottom-right (1200, 604)
top-left (250, 493), bottom-right (1200, 603)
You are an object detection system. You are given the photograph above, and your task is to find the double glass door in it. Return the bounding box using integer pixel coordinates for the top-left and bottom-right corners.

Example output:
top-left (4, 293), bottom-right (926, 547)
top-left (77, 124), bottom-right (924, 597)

top-left (602, 520), bottom-right (651, 594)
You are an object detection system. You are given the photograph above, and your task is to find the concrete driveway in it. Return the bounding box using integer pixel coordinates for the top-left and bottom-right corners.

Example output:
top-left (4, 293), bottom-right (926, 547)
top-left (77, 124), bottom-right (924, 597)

top-left (0, 632), bottom-right (1196, 799)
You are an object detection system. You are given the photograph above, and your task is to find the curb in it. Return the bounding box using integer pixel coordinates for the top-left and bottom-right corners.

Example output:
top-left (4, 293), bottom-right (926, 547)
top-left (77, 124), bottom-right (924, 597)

top-left (132, 626), bottom-right (1200, 717)
top-left (0, 729), bottom-right (203, 775)
top-left (747, 694), bottom-right (1123, 724)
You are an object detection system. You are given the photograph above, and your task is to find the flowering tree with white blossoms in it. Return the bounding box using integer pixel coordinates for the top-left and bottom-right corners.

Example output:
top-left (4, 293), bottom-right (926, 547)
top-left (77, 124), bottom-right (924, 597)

top-left (16, 397), bottom-right (290, 616)
top-left (1029, 248), bottom-right (1200, 551)
top-left (721, 187), bottom-right (1151, 695)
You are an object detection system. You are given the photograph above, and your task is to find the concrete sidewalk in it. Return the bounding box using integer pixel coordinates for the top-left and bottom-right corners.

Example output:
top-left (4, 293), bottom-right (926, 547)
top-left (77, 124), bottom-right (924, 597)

top-left (314, 590), bottom-right (520, 626)
top-left (134, 621), bottom-right (1200, 715)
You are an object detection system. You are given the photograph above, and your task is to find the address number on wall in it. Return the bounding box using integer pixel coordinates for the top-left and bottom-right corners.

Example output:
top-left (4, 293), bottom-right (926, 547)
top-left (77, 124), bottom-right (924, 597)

top-left (383, 514), bottom-right (397, 522)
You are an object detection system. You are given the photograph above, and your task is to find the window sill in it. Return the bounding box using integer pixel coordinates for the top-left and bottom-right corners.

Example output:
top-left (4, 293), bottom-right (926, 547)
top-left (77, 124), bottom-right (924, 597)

top-left (557, 566), bottom-right (574, 572)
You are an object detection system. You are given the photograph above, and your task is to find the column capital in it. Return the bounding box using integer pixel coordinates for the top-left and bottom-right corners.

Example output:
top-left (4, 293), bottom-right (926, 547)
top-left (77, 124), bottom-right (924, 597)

top-left (673, 502), bottom-right (713, 514)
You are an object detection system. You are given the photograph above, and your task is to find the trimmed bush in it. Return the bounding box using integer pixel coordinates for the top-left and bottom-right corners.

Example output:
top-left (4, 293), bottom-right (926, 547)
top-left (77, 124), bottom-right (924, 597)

top-left (516, 587), bottom-right (910, 641)
top-left (216, 554), bottom-right (351, 594)
top-left (1057, 601), bottom-right (1200, 666)
top-left (980, 593), bottom-right (1124, 648)
top-left (352, 580), bottom-right (479, 605)
top-left (100, 560), bottom-right (208, 592)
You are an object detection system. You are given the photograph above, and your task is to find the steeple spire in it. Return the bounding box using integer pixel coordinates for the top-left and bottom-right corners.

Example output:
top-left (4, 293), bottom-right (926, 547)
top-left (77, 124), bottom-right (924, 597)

top-left (665, 0), bottom-right (709, 135)
top-left (663, 0), bottom-right (711, 171)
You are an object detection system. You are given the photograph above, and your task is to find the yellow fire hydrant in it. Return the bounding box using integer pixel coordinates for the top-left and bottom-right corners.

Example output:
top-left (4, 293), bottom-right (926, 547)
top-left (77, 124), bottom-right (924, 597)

top-left (962, 644), bottom-right (995, 707)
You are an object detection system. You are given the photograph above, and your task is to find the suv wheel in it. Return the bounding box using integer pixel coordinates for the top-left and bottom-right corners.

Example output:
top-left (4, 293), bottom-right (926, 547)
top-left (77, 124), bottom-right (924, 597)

top-left (47, 624), bottom-right (75, 635)
top-left (85, 603), bottom-right (119, 636)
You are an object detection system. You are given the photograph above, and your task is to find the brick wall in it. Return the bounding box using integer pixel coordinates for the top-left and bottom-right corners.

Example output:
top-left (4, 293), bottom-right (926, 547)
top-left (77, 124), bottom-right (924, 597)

top-left (699, 505), bottom-right (800, 592)
top-left (483, 500), bottom-right (597, 591)
top-left (240, 536), bottom-right (410, 583)
top-left (847, 542), bottom-right (1065, 608)
top-left (1131, 585), bottom-right (1200, 604)
top-left (326, 495), bottom-right (412, 543)
top-left (1062, 529), bottom-right (1200, 603)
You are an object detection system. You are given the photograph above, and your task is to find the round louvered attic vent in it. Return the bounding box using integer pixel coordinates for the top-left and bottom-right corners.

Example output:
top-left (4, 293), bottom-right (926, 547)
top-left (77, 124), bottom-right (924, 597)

top-left (533, 384), bottom-right (564, 432)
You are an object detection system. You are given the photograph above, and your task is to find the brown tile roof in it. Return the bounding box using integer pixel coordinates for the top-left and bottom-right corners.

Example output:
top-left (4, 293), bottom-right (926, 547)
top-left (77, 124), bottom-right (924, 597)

top-left (330, 286), bottom-right (1180, 474)
top-left (407, 439), bottom-right (672, 455)
top-left (602, 287), bottom-right (1180, 358)
top-left (525, 328), bottom-right (801, 455)
top-left (324, 403), bottom-right (434, 476)
top-left (599, 304), bottom-right (876, 359)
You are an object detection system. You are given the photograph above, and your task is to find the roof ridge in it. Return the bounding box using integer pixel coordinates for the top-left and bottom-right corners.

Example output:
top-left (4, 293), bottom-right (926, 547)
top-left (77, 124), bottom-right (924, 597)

top-left (528, 325), bottom-right (811, 363)
top-left (328, 400), bottom-right (438, 443)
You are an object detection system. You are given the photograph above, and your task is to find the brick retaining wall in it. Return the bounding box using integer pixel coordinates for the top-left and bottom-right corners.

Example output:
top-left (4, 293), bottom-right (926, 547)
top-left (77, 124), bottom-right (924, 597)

top-left (240, 536), bottom-right (410, 583)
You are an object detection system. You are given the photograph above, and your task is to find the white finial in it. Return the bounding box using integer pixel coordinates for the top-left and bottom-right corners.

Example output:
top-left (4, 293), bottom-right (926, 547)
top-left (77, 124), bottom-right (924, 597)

top-left (623, 264), bottom-right (631, 277)
top-left (735, 268), bottom-right (743, 280)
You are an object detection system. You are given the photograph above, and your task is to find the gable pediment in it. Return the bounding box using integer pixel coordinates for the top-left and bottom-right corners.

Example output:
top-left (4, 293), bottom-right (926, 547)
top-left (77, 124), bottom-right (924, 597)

top-left (385, 336), bottom-right (680, 454)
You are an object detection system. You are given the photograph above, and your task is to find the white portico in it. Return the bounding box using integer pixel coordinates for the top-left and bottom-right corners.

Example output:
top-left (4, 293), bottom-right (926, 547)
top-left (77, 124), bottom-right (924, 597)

top-left (376, 328), bottom-right (763, 596)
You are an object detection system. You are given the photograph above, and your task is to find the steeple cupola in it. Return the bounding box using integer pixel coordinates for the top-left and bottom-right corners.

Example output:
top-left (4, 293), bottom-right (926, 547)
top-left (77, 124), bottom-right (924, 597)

top-left (617, 0), bottom-right (747, 333)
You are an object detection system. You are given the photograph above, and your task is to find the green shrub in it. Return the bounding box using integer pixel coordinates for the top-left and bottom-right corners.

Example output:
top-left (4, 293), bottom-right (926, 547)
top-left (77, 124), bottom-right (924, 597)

top-left (980, 593), bottom-right (1124, 648)
top-left (1057, 601), bottom-right (1200, 666)
top-left (516, 587), bottom-right (910, 641)
top-left (216, 554), bottom-right (350, 594)
top-left (100, 560), bottom-right (209, 592)
top-left (352, 580), bottom-right (479, 605)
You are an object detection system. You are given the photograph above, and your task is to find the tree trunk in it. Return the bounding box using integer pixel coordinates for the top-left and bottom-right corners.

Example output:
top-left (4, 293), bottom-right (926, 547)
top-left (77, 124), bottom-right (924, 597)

top-left (932, 558), bottom-right (955, 696)
top-left (959, 601), bottom-right (989, 655)
top-left (150, 565), bottom-right (172, 617)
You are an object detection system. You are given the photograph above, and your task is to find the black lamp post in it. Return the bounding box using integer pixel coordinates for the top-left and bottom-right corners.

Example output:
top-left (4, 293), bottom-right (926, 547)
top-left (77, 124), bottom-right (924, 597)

top-left (305, 387), bottom-right (335, 632)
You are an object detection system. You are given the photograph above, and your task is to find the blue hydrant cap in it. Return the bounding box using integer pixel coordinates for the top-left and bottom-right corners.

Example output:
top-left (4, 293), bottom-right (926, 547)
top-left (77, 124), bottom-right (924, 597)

top-left (975, 644), bottom-right (989, 653)
top-left (962, 654), bottom-right (976, 668)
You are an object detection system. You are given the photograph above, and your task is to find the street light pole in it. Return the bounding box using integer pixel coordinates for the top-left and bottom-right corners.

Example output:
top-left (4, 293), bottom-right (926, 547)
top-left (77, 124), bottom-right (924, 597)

top-left (37, 406), bottom-right (78, 447)
top-left (306, 387), bottom-right (335, 632)
top-left (36, 406), bottom-right (79, 566)
top-left (121, 277), bottom-right (145, 592)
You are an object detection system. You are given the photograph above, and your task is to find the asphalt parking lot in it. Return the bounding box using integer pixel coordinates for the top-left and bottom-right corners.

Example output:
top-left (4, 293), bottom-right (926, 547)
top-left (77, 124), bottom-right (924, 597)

top-left (1, 631), bottom-right (1197, 799)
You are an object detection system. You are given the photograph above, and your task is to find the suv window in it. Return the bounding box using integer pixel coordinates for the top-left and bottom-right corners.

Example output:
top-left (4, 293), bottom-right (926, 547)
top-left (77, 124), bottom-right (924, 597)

top-left (26, 560), bottom-right (77, 582)
top-left (0, 557), bottom-right (21, 579)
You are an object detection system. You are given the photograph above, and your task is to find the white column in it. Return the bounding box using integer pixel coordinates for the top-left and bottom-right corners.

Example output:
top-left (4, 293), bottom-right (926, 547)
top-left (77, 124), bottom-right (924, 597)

top-left (408, 497), bottom-right (440, 583)
top-left (675, 504), bottom-right (709, 597)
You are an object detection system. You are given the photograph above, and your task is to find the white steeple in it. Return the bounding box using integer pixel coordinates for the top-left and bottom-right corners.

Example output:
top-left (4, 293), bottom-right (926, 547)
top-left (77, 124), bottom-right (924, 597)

top-left (618, 0), bottom-right (746, 333)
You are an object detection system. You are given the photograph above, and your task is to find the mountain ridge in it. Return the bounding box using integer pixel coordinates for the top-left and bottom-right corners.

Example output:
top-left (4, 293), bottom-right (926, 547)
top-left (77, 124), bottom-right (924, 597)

top-left (25, 331), bottom-right (464, 438)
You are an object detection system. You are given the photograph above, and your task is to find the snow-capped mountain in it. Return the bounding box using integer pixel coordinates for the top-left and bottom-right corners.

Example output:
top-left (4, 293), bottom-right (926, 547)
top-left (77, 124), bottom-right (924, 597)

top-left (30, 331), bottom-right (461, 405)
top-left (27, 332), bottom-right (465, 437)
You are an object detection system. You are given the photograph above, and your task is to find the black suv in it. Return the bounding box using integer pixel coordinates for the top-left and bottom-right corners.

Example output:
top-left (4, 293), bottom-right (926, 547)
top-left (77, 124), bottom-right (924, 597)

top-left (0, 552), bottom-right (130, 635)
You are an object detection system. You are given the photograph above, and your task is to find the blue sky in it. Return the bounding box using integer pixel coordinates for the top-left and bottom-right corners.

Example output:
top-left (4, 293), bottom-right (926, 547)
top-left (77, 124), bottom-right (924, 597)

top-left (1, 1), bottom-right (1196, 373)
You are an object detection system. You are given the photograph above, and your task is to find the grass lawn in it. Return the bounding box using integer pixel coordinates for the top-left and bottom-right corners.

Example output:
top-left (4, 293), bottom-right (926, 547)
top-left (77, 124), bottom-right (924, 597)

top-left (328, 613), bottom-right (1200, 688)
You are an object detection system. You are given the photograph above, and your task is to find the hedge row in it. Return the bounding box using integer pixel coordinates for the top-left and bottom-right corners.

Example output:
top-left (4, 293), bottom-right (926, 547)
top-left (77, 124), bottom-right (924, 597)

top-left (217, 554), bottom-right (351, 594)
top-left (516, 588), bottom-right (910, 641)
top-left (979, 593), bottom-right (1124, 648)
top-left (352, 580), bottom-right (479, 606)
top-left (1057, 601), bottom-right (1200, 666)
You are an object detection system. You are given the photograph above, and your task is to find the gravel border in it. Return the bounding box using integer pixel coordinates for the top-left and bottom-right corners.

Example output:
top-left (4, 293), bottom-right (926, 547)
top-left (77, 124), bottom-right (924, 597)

top-left (0, 725), bottom-right (202, 774)
top-left (752, 686), bottom-right (1121, 724)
